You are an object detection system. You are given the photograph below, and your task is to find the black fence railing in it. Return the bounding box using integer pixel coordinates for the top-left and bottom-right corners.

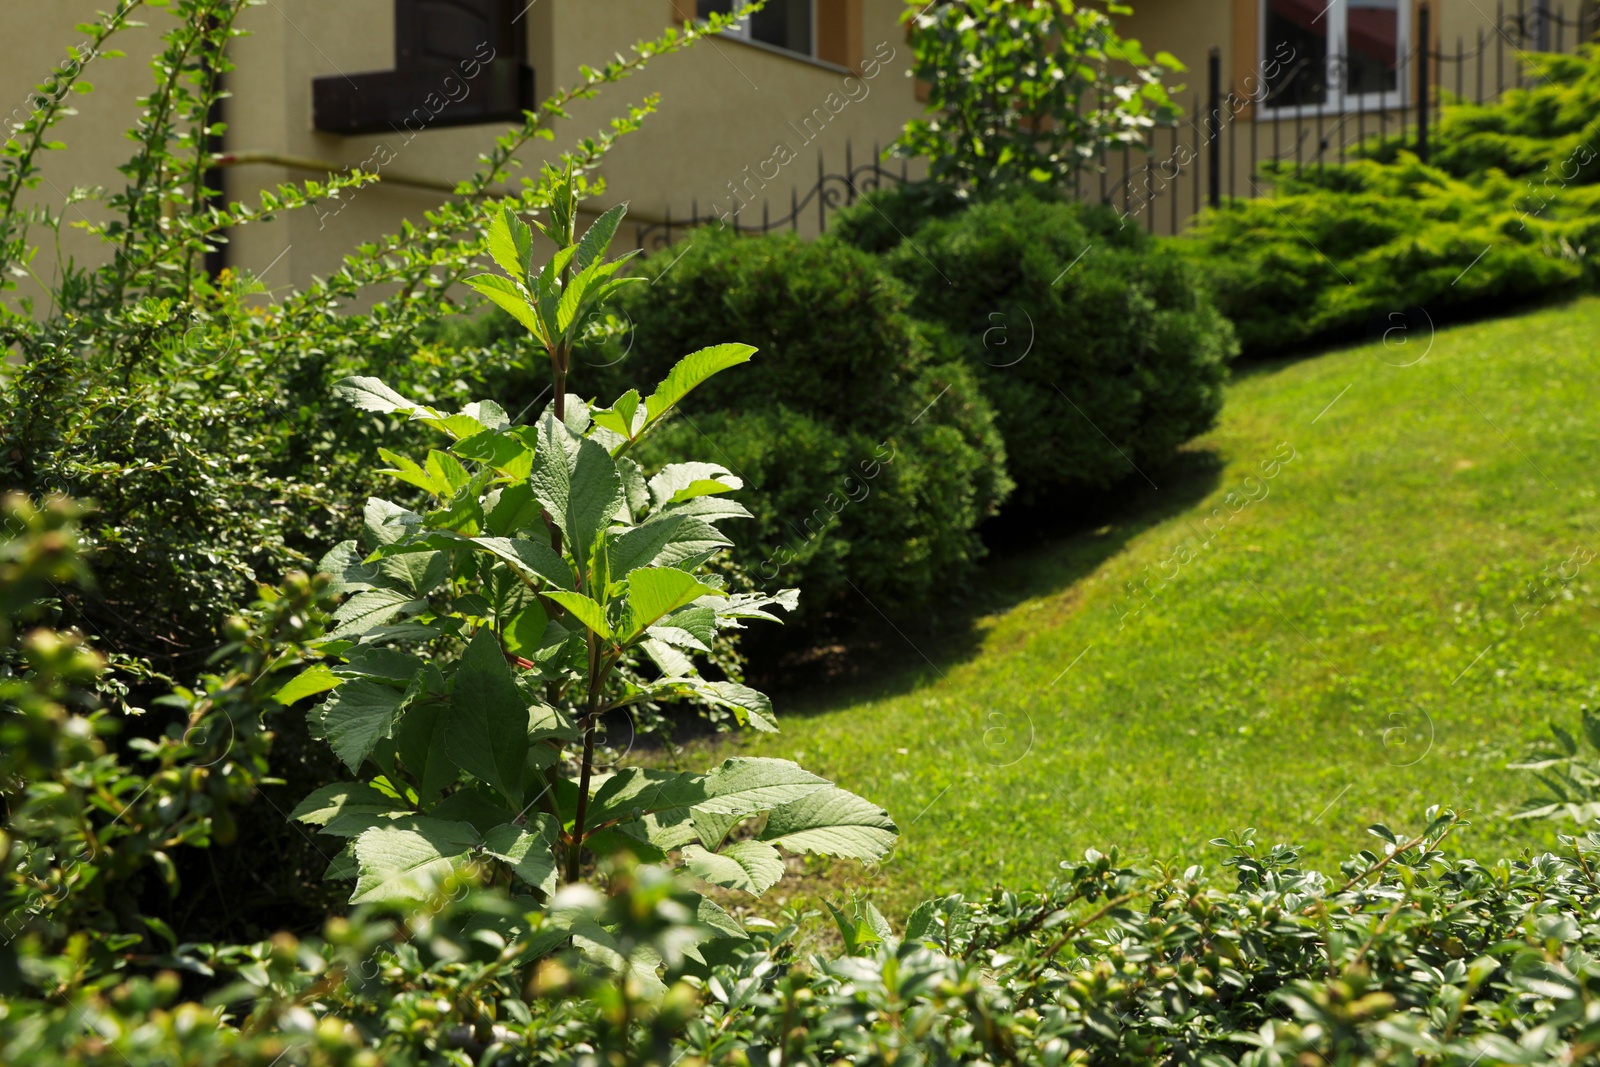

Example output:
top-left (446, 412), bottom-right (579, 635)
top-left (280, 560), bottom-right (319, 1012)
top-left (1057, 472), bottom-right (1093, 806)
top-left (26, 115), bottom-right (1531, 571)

top-left (636, 0), bottom-right (1596, 248)
top-left (632, 141), bottom-right (910, 253)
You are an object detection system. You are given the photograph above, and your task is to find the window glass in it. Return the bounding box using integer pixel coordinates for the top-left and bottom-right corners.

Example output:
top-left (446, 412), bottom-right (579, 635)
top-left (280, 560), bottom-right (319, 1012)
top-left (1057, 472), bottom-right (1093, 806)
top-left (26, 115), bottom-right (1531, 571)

top-left (1346, 0), bottom-right (1399, 94)
top-left (751, 0), bottom-right (813, 54)
top-left (699, 0), bottom-right (813, 56)
top-left (1263, 0), bottom-right (1330, 106)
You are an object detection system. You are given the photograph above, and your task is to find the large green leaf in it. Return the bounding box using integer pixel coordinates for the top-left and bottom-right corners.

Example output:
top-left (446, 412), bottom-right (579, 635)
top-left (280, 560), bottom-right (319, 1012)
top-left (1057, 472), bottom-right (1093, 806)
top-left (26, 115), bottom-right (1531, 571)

top-left (377, 448), bottom-right (449, 497)
top-left (542, 590), bottom-right (611, 639)
top-left (624, 568), bottom-right (723, 639)
top-left (290, 781), bottom-right (404, 827)
top-left (464, 273), bottom-right (544, 338)
top-left (605, 516), bottom-right (686, 579)
top-left (445, 628), bottom-right (530, 807)
top-left (334, 376), bottom-right (423, 416)
top-left (485, 483), bottom-right (545, 537)
top-left (318, 679), bottom-right (406, 772)
top-left (591, 389), bottom-right (644, 443)
top-left (699, 758), bottom-right (829, 816)
top-left (683, 840), bottom-right (785, 896)
top-left (431, 786), bottom-right (518, 834)
top-left (363, 498), bottom-right (421, 547)
top-left (350, 817), bottom-right (481, 904)
top-left (648, 518), bottom-right (733, 570)
top-left (557, 257), bottom-right (622, 333)
top-left (483, 818), bottom-right (559, 895)
top-left (575, 202), bottom-right (628, 270)
top-left (317, 541), bottom-right (385, 595)
top-left (694, 895), bottom-right (748, 940)
top-left (394, 695), bottom-right (457, 806)
top-left (588, 768), bottom-right (710, 825)
top-left (609, 516), bottom-right (731, 578)
top-left (337, 646), bottom-right (425, 684)
top-left (274, 665), bottom-right (341, 706)
top-left (530, 414), bottom-right (624, 575)
top-left (693, 681), bottom-right (777, 733)
top-left (647, 463), bottom-right (742, 508)
top-left (485, 205), bottom-right (532, 285)
top-left (453, 427), bottom-right (535, 482)
top-left (653, 495), bottom-right (753, 526)
top-left (690, 806), bottom-right (746, 851)
top-left (470, 536), bottom-right (575, 590)
top-left (329, 588), bottom-right (423, 639)
top-left (760, 786), bottom-right (898, 862)
top-left (643, 344), bottom-right (757, 425)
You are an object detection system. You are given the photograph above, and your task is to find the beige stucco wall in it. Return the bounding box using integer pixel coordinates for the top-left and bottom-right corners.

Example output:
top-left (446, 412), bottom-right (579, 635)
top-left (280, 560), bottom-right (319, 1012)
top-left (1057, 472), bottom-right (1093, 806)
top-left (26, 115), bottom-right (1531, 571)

top-left (1, 0), bottom-right (923, 307)
top-left (1, 7), bottom-right (167, 311)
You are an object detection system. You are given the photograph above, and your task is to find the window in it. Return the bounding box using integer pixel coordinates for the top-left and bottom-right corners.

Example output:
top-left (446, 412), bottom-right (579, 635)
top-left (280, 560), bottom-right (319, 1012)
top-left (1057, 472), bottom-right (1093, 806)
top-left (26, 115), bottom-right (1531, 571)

top-left (698, 0), bottom-right (815, 58)
top-left (1261, 0), bottom-right (1405, 112)
top-left (312, 0), bottom-right (534, 135)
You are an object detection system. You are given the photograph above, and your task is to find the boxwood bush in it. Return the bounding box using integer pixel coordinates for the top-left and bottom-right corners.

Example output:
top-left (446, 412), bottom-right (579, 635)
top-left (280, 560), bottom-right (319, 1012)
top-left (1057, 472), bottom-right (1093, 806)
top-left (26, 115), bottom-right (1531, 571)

top-left (594, 228), bottom-right (1011, 619)
top-left (881, 194), bottom-right (1237, 505)
top-left (829, 179), bottom-right (968, 255)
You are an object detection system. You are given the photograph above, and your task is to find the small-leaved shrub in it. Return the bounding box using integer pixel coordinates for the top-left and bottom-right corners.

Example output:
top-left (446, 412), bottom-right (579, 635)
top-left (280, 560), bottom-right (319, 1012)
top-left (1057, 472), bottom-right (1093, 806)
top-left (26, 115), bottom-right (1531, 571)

top-left (893, 0), bottom-right (1184, 195)
top-left (1380, 46), bottom-right (1600, 185)
top-left (597, 227), bottom-right (1011, 618)
top-left (1187, 46), bottom-right (1600, 358)
top-left (829, 179), bottom-right (968, 255)
top-left (885, 194), bottom-right (1237, 504)
top-left (1185, 156), bottom-right (1596, 357)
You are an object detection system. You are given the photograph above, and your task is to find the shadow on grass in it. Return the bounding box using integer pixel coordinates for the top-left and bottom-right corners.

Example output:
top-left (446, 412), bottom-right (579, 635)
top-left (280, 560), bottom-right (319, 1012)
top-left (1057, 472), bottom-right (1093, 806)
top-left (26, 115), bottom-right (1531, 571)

top-left (739, 446), bottom-right (1226, 715)
top-left (1231, 290), bottom-right (1587, 370)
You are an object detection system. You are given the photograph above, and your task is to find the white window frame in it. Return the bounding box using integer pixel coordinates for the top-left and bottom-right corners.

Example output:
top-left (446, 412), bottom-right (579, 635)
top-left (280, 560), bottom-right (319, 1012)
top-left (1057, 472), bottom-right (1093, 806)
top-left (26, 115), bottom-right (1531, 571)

top-left (715, 0), bottom-right (818, 59)
top-left (1258, 0), bottom-right (1410, 117)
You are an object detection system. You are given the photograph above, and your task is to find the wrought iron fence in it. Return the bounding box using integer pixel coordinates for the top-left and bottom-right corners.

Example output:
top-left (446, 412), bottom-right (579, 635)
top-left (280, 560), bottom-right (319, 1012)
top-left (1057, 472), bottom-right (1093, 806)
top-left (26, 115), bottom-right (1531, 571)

top-left (631, 141), bottom-right (911, 253)
top-left (635, 0), bottom-right (1596, 249)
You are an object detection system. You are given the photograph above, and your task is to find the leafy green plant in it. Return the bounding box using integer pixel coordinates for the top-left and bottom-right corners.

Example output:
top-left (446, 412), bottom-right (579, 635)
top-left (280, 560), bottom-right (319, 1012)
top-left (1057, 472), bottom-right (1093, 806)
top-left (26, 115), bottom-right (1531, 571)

top-left (893, 0), bottom-right (1185, 196)
top-left (1372, 45), bottom-right (1600, 186)
top-left (0, 491), bottom-right (333, 995)
top-left (592, 226), bottom-right (1011, 621)
top-left (0, 0), bottom-right (766, 943)
top-left (23, 804), bottom-right (1600, 1067)
top-left (282, 176), bottom-right (898, 910)
top-left (886, 194), bottom-right (1235, 504)
top-left (0, 0), bottom-right (751, 683)
top-left (1186, 46), bottom-right (1600, 358)
top-left (1185, 156), bottom-right (1596, 357)
top-left (829, 179), bottom-right (968, 255)
top-left (1509, 707), bottom-right (1600, 823)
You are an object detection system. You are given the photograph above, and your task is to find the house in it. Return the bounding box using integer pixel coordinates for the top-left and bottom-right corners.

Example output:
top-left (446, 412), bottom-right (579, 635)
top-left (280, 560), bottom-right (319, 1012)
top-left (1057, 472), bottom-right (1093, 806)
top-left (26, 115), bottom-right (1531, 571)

top-left (1111, 0), bottom-right (1595, 233)
top-left (1, 0), bottom-right (1590, 305)
top-left (2, 1), bottom-right (923, 300)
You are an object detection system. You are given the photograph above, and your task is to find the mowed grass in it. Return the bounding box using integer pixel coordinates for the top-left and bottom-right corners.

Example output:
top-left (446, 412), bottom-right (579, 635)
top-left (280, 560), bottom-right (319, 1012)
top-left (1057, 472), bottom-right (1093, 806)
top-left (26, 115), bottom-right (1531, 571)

top-left (678, 296), bottom-right (1600, 916)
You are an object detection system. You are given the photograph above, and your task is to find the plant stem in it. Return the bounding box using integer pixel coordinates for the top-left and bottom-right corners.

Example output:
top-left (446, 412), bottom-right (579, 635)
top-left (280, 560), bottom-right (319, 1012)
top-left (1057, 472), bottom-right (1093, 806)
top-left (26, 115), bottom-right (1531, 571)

top-left (565, 638), bottom-right (602, 882)
top-left (553, 341), bottom-right (568, 424)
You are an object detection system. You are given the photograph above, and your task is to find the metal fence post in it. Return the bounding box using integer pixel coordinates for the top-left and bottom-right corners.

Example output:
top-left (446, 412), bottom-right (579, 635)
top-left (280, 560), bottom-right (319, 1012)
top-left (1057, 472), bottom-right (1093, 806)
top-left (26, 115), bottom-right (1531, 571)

top-left (1417, 4), bottom-right (1430, 162)
top-left (1208, 48), bottom-right (1222, 208)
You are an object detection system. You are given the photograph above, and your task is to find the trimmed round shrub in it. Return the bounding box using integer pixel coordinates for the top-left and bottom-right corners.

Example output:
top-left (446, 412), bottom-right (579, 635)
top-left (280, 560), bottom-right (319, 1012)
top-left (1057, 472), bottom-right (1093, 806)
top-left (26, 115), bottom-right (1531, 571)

top-left (593, 228), bottom-right (1011, 618)
top-left (881, 195), bottom-right (1237, 504)
top-left (829, 180), bottom-right (968, 255)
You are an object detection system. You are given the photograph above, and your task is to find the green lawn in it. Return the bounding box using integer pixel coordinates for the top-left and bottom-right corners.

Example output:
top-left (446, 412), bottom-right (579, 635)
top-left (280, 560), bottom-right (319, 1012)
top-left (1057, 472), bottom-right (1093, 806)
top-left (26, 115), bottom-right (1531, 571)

top-left (682, 296), bottom-right (1600, 915)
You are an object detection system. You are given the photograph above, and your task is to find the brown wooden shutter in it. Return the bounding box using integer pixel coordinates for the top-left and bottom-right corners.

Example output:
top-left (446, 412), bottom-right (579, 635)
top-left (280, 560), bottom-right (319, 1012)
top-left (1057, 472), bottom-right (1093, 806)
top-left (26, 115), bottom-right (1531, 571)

top-left (814, 0), bottom-right (863, 70)
top-left (313, 0), bottom-right (534, 135)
